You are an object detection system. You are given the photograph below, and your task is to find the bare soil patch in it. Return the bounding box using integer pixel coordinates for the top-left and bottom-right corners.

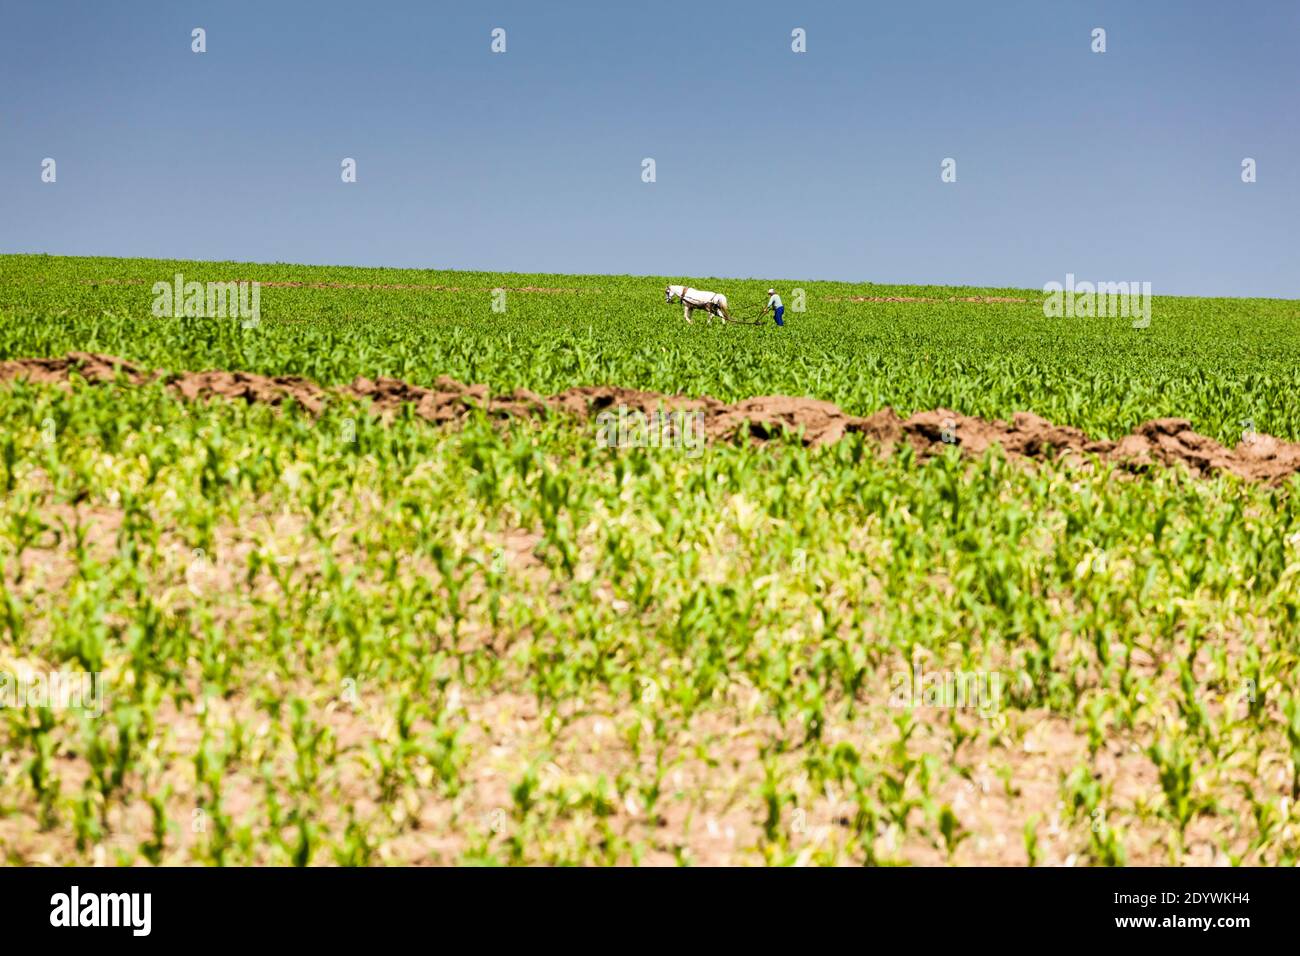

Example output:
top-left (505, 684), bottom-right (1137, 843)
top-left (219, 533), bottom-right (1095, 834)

top-left (825, 295), bottom-right (1029, 304)
top-left (4, 352), bottom-right (1299, 484)
top-left (78, 278), bottom-right (599, 294)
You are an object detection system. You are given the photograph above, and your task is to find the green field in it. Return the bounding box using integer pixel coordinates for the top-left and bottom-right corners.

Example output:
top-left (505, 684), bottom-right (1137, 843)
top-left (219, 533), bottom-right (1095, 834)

top-left (1, 254), bottom-right (1298, 866)
top-left (3, 254), bottom-right (1299, 443)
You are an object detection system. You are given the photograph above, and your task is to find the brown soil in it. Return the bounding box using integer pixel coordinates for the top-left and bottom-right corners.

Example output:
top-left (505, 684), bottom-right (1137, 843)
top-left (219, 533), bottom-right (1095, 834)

top-left (4, 352), bottom-right (1299, 484)
top-left (825, 295), bottom-right (1029, 304)
top-left (78, 278), bottom-right (599, 294)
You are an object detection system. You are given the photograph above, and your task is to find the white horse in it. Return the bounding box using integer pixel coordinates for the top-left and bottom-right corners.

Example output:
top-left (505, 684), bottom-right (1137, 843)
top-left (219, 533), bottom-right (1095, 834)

top-left (666, 284), bottom-right (730, 324)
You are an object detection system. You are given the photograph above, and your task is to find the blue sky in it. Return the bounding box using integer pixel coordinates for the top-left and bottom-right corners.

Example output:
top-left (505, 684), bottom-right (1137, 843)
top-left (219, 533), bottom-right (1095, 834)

top-left (1, 0), bottom-right (1296, 296)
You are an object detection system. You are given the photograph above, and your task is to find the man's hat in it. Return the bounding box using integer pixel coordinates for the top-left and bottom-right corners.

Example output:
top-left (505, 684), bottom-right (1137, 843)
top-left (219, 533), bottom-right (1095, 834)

top-left (766, 288), bottom-right (776, 294)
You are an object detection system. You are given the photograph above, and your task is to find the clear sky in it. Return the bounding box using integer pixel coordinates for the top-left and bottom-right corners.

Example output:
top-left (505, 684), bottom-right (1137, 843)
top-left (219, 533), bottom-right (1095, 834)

top-left (2, 0), bottom-right (1296, 296)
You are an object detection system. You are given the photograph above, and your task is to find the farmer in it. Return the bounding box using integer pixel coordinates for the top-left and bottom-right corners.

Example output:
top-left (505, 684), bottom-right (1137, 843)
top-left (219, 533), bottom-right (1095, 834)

top-left (764, 288), bottom-right (785, 326)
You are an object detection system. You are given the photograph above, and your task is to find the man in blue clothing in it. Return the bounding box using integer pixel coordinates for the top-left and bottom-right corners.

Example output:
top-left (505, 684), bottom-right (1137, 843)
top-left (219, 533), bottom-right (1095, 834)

top-left (764, 288), bottom-right (785, 326)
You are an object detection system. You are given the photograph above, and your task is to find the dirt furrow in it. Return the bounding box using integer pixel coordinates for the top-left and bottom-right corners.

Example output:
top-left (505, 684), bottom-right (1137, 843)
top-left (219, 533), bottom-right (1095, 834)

top-left (74, 278), bottom-right (600, 294)
top-left (3, 352), bottom-right (1298, 483)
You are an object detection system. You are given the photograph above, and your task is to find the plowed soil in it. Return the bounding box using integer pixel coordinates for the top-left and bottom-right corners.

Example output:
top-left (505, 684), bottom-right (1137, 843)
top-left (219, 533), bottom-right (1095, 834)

top-left (4, 351), bottom-right (1299, 483)
top-left (78, 278), bottom-right (599, 294)
top-left (824, 295), bottom-right (1029, 304)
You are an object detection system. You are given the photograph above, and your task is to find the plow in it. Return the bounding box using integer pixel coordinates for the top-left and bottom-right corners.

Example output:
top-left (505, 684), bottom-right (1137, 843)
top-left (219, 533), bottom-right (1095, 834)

top-left (722, 304), bottom-right (770, 326)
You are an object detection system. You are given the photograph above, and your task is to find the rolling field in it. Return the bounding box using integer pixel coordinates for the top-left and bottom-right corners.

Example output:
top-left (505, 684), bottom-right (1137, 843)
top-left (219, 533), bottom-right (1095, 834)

top-left (4, 254), bottom-right (1300, 443)
top-left (1, 254), bottom-right (1299, 866)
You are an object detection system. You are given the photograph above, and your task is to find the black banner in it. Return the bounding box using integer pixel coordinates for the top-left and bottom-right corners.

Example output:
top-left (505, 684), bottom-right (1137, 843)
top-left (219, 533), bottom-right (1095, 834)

top-left (0, 865), bottom-right (1281, 942)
